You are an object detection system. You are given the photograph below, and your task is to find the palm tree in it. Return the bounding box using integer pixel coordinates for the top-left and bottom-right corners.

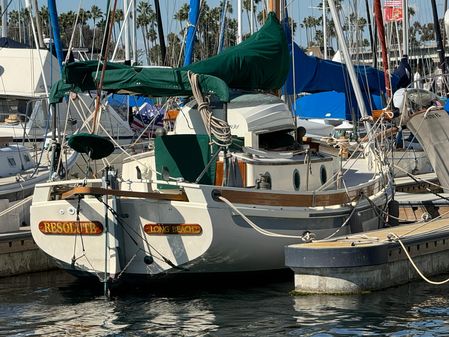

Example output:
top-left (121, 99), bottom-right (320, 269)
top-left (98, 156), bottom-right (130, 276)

top-left (39, 5), bottom-right (49, 38)
top-left (90, 5), bottom-right (103, 58)
top-left (242, 0), bottom-right (261, 33)
top-left (137, 1), bottom-right (152, 64)
top-left (8, 10), bottom-right (20, 41)
top-left (114, 9), bottom-right (124, 47)
top-left (173, 3), bottom-right (189, 33)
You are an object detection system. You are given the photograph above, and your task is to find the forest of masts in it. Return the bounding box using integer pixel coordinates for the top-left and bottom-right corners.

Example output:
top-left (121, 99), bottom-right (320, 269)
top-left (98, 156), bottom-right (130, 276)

top-left (1, 0), bottom-right (442, 66)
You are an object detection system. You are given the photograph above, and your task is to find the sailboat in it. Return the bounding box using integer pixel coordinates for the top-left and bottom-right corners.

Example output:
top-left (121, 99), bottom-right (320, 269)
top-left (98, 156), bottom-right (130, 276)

top-left (393, 0), bottom-right (449, 191)
top-left (0, 2), bottom-right (133, 235)
top-left (29, 12), bottom-right (391, 286)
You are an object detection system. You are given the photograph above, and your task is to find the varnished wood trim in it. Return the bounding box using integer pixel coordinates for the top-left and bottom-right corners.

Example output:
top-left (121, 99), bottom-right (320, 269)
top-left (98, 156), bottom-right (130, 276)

top-left (216, 180), bottom-right (382, 207)
top-left (61, 186), bottom-right (189, 202)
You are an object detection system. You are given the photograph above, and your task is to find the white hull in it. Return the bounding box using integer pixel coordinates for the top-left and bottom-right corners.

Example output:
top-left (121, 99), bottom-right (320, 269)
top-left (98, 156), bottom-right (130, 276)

top-left (31, 175), bottom-right (388, 278)
top-left (30, 91), bottom-right (391, 281)
top-left (392, 149), bottom-right (433, 177)
top-left (406, 107), bottom-right (449, 190)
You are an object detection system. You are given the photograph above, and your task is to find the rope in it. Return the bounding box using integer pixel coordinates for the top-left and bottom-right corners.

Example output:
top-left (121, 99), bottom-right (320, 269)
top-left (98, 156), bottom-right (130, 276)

top-left (316, 195), bottom-right (365, 241)
top-left (187, 71), bottom-right (231, 147)
top-left (394, 166), bottom-right (449, 202)
top-left (0, 196), bottom-right (32, 218)
top-left (95, 196), bottom-right (187, 270)
top-left (388, 232), bottom-right (449, 285)
top-left (218, 195), bottom-right (310, 240)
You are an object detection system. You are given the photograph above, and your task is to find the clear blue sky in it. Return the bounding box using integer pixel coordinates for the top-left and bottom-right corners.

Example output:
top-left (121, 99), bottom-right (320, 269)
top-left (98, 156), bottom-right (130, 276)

top-left (31, 0), bottom-right (445, 47)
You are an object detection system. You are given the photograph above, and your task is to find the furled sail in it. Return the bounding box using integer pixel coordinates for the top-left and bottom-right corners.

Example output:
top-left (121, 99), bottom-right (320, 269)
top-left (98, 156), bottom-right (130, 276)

top-left (49, 12), bottom-right (289, 104)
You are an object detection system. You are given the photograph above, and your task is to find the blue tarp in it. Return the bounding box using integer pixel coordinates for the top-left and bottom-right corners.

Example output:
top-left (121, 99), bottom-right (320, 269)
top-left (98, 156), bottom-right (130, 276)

top-left (294, 90), bottom-right (384, 120)
top-left (285, 43), bottom-right (399, 96)
top-left (108, 94), bottom-right (154, 109)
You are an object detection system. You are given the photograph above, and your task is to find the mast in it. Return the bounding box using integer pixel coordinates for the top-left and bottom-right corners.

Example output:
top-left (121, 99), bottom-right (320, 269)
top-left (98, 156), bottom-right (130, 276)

top-left (402, 0), bottom-right (408, 56)
top-left (218, 0), bottom-right (228, 53)
top-left (1, 0), bottom-right (7, 38)
top-left (323, 0), bottom-right (327, 59)
top-left (124, 0), bottom-right (130, 61)
top-left (328, 0), bottom-right (372, 136)
top-left (48, 0), bottom-right (64, 75)
top-left (32, 0), bottom-right (44, 48)
top-left (431, 0), bottom-right (447, 73)
top-left (131, 0), bottom-right (137, 64)
top-left (183, 0), bottom-right (200, 66)
top-left (364, 0), bottom-right (376, 67)
top-left (250, 0), bottom-right (254, 34)
top-left (154, 0), bottom-right (166, 65)
top-left (373, 0), bottom-right (391, 99)
top-left (237, 0), bottom-right (242, 43)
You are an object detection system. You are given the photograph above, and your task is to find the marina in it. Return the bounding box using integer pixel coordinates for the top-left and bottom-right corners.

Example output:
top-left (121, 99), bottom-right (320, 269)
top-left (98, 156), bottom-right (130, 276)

top-left (2, 0), bottom-right (449, 335)
top-left (0, 269), bottom-right (448, 336)
top-left (286, 219), bottom-right (449, 294)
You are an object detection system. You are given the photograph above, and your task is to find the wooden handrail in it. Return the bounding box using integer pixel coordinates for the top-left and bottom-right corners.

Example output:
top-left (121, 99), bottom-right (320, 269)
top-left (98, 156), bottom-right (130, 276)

top-left (61, 186), bottom-right (189, 202)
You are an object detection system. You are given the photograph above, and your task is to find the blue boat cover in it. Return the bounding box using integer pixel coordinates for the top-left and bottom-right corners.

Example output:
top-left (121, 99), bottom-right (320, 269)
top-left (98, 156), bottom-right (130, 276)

top-left (108, 94), bottom-right (154, 109)
top-left (294, 90), bottom-right (384, 120)
top-left (285, 43), bottom-right (399, 95)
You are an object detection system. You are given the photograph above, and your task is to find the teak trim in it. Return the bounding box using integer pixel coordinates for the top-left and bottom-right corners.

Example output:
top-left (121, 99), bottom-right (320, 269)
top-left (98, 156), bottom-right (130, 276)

top-left (61, 186), bottom-right (189, 202)
top-left (216, 180), bottom-right (381, 207)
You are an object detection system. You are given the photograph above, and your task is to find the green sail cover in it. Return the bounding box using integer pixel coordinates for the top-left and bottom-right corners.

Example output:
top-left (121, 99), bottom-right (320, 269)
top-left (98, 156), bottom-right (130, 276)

top-left (182, 12), bottom-right (290, 90)
top-left (49, 12), bottom-right (289, 103)
top-left (49, 66), bottom-right (229, 103)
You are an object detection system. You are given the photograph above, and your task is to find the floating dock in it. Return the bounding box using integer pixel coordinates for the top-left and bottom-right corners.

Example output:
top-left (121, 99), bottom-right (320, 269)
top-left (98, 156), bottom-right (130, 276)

top-left (285, 219), bottom-right (449, 294)
top-left (0, 228), bottom-right (55, 277)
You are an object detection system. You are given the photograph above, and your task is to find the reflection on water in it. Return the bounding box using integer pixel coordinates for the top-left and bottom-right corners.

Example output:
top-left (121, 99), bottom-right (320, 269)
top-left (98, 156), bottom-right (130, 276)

top-left (0, 270), bottom-right (448, 336)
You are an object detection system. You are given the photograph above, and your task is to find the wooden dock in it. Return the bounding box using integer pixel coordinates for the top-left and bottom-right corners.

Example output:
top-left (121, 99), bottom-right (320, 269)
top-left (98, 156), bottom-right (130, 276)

top-left (0, 228), bottom-right (55, 277)
top-left (285, 218), bottom-right (449, 294)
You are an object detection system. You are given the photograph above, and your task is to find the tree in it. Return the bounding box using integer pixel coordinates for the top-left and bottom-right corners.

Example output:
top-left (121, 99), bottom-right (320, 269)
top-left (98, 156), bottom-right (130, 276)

top-left (137, 1), bottom-right (153, 64)
top-left (90, 5), bottom-right (103, 58)
top-left (114, 9), bottom-right (124, 48)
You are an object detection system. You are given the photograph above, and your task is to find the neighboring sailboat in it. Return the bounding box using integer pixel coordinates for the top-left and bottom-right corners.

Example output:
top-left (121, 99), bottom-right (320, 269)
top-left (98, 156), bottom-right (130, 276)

top-left (0, 2), bottom-right (133, 234)
top-left (393, 0), bottom-right (449, 191)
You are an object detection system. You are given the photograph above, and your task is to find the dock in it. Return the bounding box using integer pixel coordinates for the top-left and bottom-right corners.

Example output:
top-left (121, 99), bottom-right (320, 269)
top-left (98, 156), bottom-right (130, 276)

top-left (285, 218), bottom-right (449, 294)
top-left (0, 228), bottom-right (55, 277)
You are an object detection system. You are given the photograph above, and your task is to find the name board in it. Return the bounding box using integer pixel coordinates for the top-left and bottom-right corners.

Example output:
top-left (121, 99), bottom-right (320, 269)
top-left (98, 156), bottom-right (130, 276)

top-left (39, 221), bottom-right (104, 235)
top-left (144, 224), bottom-right (202, 235)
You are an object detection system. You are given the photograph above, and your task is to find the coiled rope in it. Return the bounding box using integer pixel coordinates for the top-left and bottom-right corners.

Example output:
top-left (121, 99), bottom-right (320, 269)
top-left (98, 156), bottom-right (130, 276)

top-left (187, 71), bottom-right (231, 147)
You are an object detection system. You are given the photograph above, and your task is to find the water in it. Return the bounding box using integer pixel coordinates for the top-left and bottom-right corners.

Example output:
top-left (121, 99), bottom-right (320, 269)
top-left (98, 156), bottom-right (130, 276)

top-left (0, 270), bottom-right (448, 336)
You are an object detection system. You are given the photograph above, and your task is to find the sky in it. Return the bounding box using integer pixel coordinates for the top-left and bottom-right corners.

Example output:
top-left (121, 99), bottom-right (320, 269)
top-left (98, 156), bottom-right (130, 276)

top-left (29, 0), bottom-right (447, 48)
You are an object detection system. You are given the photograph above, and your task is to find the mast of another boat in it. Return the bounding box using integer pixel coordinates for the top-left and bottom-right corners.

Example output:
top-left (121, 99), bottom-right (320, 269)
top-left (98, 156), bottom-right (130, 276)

top-left (323, 0), bottom-right (327, 59)
top-left (327, 0), bottom-right (372, 139)
top-left (153, 0), bottom-right (166, 65)
top-left (47, 0), bottom-right (66, 180)
top-left (431, 0), bottom-right (448, 83)
top-left (402, 0), bottom-right (408, 57)
top-left (124, 0), bottom-right (130, 61)
top-left (217, 0), bottom-right (229, 53)
top-left (238, 0), bottom-right (242, 44)
top-left (1, 0), bottom-right (6, 38)
top-left (373, 0), bottom-right (392, 102)
top-left (184, 0), bottom-right (200, 66)
top-left (131, 0), bottom-right (137, 65)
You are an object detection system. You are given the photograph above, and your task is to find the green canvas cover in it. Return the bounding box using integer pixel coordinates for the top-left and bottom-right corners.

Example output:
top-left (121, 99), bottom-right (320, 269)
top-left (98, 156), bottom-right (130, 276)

top-left (67, 132), bottom-right (115, 159)
top-left (49, 12), bottom-right (289, 104)
top-left (155, 135), bottom-right (215, 188)
top-left (182, 12), bottom-right (290, 90)
top-left (50, 67), bottom-right (229, 103)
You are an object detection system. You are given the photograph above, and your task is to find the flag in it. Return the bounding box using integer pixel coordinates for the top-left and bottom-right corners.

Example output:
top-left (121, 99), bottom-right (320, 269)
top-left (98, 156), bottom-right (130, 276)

top-left (384, 0), bottom-right (403, 22)
top-left (130, 103), bottom-right (164, 137)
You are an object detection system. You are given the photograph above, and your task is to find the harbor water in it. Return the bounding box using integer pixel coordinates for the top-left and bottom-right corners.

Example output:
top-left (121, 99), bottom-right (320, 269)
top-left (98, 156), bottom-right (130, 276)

top-left (0, 270), bottom-right (448, 336)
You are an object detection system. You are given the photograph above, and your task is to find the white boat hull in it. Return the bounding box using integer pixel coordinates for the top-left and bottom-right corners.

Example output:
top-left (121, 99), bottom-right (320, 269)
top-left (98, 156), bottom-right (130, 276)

top-left (406, 107), bottom-right (449, 190)
top-left (31, 180), bottom-right (388, 278)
